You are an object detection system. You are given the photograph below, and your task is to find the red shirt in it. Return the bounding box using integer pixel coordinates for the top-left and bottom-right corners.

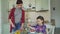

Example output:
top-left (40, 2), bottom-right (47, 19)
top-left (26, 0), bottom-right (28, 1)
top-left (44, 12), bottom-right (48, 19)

top-left (8, 8), bottom-right (25, 33)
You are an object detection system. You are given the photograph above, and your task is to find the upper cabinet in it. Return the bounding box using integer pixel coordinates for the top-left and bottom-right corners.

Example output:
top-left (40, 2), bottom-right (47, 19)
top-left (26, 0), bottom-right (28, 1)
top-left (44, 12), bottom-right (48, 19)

top-left (36, 0), bottom-right (49, 11)
top-left (23, 0), bottom-right (49, 11)
top-left (23, 0), bottom-right (36, 10)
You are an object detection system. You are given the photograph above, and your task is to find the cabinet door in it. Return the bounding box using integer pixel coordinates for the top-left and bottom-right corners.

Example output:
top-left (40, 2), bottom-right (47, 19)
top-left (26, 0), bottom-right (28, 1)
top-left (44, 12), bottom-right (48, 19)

top-left (30, 0), bottom-right (36, 7)
top-left (23, 0), bottom-right (36, 10)
top-left (41, 0), bottom-right (49, 10)
top-left (23, 0), bottom-right (30, 9)
top-left (36, 0), bottom-right (49, 11)
top-left (36, 0), bottom-right (41, 11)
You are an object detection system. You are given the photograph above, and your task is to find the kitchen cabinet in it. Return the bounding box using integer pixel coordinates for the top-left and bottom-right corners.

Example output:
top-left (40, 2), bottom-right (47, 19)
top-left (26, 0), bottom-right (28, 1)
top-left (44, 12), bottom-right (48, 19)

top-left (23, 0), bottom-right (49, 11)
top-left (30, 0), bottom-right (36, 7)
top-left (23, 0), bottom-right (36, 10)
top-left (23, 0), bottom-right (30, 9)
top-left (36, 0), bottom-right (49, 11)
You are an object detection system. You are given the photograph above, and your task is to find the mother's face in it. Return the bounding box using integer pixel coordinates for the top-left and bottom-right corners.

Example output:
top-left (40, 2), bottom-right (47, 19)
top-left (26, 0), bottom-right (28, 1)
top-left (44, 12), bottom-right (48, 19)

top-left (17, 4), bottom-right (23, 8)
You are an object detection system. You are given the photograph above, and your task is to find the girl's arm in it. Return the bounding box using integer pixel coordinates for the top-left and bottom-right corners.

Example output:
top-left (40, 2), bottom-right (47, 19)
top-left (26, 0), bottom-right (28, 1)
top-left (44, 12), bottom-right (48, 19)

top-left (43, 29), bottom-right (47, 34)
top-left (29, 26), bottom-right (35, 30)
top-left (43, 25), bottom-right (47, 34)
top-left (27, 23), bottom-right (35, 30)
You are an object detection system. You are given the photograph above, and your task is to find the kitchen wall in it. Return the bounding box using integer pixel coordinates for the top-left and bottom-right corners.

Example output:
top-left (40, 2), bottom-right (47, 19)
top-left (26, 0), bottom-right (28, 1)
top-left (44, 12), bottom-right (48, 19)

top-left (51, 0), bottom-right (60, 28)
top-left (9, 0), bottom-right (16, 10)
top-left (36, 11), bottom-right (50, 21)
top-left (1, 0), bottom-right (9, 34)
top-left (25, 10), bottom-right (50, 25)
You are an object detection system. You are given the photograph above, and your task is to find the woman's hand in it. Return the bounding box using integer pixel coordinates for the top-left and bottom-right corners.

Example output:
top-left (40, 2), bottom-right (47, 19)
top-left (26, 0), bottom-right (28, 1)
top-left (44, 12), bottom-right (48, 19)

top-left (12, 24), bottom-right (15, 28)
top-left (20, 23), bottom-right (24, 31)
top-left (9, 19), bottom-right (15, 28)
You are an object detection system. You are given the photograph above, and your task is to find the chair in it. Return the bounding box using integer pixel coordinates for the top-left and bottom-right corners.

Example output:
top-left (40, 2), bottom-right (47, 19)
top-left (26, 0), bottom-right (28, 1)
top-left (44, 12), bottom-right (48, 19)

top-left (45, 24), bottom-right (55, 34)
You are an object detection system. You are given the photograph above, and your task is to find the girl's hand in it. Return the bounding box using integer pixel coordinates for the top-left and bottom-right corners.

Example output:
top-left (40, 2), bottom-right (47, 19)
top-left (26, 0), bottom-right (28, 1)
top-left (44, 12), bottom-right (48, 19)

top-left (30, 27), bottom-right (35, 30)
top-left (27, 23), bottom-right (31, 27)
top-left (27, 23), bottom-right (35, 30)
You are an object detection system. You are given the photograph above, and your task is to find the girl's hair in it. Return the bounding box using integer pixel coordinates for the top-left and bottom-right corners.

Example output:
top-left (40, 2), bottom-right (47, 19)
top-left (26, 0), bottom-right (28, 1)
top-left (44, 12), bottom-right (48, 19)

top-left (37, 16), bottom-right (44, 24)
top-left (16, 0), bottom-right (23, 4)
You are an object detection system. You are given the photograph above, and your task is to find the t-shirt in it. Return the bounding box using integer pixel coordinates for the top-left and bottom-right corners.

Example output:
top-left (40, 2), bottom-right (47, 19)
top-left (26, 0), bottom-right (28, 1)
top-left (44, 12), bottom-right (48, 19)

top-left (32, 24), bottom-right (46, 33)
top-left (14, 8), bottom-right (22, 23)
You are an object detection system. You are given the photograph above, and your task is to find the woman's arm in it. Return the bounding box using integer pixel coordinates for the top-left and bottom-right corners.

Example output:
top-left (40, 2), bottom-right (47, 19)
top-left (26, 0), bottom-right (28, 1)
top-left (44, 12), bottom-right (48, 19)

top-left (20, 9), bottom-right (25, 30)
top-left (9, 19), bottom-right (15, 28)
top-left (8, 8), bottom-right (15, 28)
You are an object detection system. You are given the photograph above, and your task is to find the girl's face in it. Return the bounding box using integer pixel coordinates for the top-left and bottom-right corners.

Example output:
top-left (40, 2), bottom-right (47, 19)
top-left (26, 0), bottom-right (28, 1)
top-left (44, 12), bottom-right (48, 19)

top-left (36, 19), bottom-right (43, 25)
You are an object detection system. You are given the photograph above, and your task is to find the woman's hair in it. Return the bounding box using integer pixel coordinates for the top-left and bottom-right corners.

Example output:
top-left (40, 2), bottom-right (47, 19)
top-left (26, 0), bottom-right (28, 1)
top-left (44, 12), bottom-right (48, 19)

top-left (37, 16), bottom-right (44, 24)
top-left (16, 0), bottom-right (23, 4)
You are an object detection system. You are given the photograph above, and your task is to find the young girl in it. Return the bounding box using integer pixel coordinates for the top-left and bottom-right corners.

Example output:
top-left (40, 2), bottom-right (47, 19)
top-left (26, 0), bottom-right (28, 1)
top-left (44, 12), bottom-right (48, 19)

top-left (28, 16), bottom-right (46, 34)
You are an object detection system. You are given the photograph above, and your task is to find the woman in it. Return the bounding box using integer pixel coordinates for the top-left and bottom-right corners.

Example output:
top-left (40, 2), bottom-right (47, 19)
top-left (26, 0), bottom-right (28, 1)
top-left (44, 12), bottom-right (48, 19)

top-left (8, 0), bottom-right (25, 34)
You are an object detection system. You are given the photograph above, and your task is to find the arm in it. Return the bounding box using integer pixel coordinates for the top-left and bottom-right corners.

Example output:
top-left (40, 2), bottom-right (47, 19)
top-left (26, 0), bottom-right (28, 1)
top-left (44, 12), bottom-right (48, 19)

top-left (43, 25), bottom-right (47, 34)
top-left (8, 8), bottom-right (15, 28)
top-left (21, 23), bottom-right (24, 28)
top-left (9, 19), bottom-right (15, 27)
top-left (27, 23), bottom-right (35, 30)
top-left (43, 31), bottom-right (47, 34)
top-left (29, 26), bottom-right (35, 30)
top-left (20, 9), bottom-right (25, 29)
